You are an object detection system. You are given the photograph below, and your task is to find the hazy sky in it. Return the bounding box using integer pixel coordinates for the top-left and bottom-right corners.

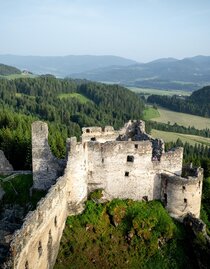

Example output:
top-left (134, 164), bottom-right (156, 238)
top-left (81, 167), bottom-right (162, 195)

top-left (1, 0), bottom-right (210, 62)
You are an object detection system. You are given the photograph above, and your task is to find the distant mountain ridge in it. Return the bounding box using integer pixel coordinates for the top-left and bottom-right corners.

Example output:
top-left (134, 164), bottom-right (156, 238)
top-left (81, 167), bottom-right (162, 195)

top-left (1, 55), bottom-right (210, 91)
top-left (69, 55), bottom-right (210, 91)
top-left (0, 55), bottom-right (136, 77)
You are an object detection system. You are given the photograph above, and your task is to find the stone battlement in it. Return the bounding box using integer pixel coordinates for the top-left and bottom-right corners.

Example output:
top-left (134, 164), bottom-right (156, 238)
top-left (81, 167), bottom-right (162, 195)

top-left (1, 120), bottom-right (204, 269)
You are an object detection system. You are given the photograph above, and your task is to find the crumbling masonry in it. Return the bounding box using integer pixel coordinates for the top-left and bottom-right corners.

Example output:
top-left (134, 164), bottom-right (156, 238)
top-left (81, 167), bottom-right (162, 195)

top-left (2, 120), bottom-right (203, 269)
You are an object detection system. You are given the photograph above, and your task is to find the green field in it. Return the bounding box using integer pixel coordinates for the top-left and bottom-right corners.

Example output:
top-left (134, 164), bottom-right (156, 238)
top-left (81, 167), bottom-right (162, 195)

top-left (15, 93), bottom-right (36, 99)
top-left (151, 129), bottom-right (210, 146)
top-left (128, 87), bottom-right (191, 97)
top-left (0, 73), bottom-right (36, 80)
top-left (58, 93), bottom-right (92, 104)
top-left (142, 107), bottom-right (160, 120)
top-left (152, 107), bottom-right (210, 129)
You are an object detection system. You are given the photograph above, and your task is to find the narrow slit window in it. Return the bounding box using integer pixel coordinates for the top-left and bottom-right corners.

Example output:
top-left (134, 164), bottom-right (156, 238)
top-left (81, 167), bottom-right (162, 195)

top-left (102, 158), bottom-right (104, 163)
top-left (25, 261), bottom-right (29, 269)
top-left (127, 155), bottom-right (134, 162)
top-left (38, 241), bottom-right (43, 257)
top-left (125, 171), bottom-right (129, 177)
top-left (164, 193), bottom-right (167, 205)
top-left (135, 144), bottom-right (138, 149)
top-left (54, 216), bottom-right (57, 227)
top-left (184, 198), bottom-right (187, 203)
top-left (182, 186), bottom-right (186, 191)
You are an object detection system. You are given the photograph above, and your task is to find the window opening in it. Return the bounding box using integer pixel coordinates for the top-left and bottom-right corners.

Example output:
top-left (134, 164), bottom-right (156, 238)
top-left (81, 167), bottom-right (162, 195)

top-left (54, 216), bottom-right (57, 227)
top-left (142, 196), bottom-right (148, 202)
top-left (164, 193), bottom-right (167, 205)
top-left (38, 241), bottom-right (43, 257)
top-left (25, 261), bottom-right (29, 269)
top-left (127, 155), bottom-right (134, 162)
top-left (125, 171), bottom-right (129, 177)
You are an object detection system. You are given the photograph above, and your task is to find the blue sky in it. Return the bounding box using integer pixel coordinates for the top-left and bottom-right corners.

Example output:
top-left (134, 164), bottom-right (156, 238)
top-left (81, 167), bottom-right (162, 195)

top-left (0, 0), bottom-right (210, 62)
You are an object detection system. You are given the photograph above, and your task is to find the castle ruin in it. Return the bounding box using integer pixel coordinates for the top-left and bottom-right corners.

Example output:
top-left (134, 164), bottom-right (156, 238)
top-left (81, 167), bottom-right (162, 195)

top-left (2, 120), bottom-right (203, 269)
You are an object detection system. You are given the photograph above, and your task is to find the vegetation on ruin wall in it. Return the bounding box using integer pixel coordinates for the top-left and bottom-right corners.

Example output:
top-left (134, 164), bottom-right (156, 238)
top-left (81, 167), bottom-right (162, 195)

top-left (54, 197), bottom-right (197, 269)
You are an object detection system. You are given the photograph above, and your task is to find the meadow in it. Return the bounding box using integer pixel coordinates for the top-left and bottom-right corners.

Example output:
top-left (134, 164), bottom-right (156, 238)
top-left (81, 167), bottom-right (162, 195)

top-left (128, 87), bottom-right (190, 97)
top-left (144, 106), bottom-right (210, 130)
top-left (151, 129), bottom-right (210, 146)
top-left (58, 92), bottom-right (92, 104)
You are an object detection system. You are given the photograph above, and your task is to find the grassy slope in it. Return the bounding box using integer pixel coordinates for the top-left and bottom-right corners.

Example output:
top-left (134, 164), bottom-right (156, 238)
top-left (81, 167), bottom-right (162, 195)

top-left (0, 174), bottom-right (45, 208)
top-left (144, 106), bottom-right (210, 129)
top-left (129, 87), bottom-right (191, 97)
top-left (57, 92), bottom-right (93, 104)
top-left (54, 197), bottom-right (195, 269)
top-left (143, 107), bottom-right (160, 121)
top-left (151, 129), bottom-right (210, 146)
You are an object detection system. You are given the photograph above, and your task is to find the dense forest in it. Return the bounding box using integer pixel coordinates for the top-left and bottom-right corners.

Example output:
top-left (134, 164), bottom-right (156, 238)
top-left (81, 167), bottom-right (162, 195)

top-left (0, 64), bottom-right (21, 76)
top-left (147, 86), bottom-right (210, 117)
top-left (0, 76), bottom-right (144, 169)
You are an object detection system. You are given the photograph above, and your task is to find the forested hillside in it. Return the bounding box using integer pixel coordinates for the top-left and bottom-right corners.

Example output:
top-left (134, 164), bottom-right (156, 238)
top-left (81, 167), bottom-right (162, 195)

top-left (0, 76), bottom-right (144, 169)
top-left (147, 86), bottom-right (210, 117)
top-left (0, 63), bottom-right (21, 76)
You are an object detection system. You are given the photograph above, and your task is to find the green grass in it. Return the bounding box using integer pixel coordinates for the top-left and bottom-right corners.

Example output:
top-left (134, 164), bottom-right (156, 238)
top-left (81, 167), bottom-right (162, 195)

top-left (151, 129), bottom-right (210, 146)
top-left (54, 195), bottom-right (195, 269)
top-left (0, 174), bottom-right (46, 208)
top-left (128, 87), bottom-right (190, 97)
top-left (15, 93), bottom-right (36, 99)
top-left (58, 93), bottom-right (92, 104)
top-left (0, 73), bottom-right (36, 80)
top-left (150, 107), bottom-right (210, 130)
top-left (143, 107), bottom-right (160, 120)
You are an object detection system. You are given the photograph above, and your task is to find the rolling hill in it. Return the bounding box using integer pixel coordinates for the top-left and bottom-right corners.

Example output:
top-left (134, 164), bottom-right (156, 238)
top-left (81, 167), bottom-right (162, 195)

top-left (0, 63), bottom-right (21, 76)
top-left (0, 55), bottom-right (136, 77)
top-left (69, 55), bottom-right (210, 91)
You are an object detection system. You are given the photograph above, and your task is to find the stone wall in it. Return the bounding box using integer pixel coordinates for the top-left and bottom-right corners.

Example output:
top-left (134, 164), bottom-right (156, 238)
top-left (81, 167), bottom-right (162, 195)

top-left (64, 137), bottom-right (88, 205)
top-left (161, 168), bottom-right (203, 220)
top-left (86, 140), bottom-right (156, 201)
top-left (32, 121), bottom-right (66, 190)
top-left (81, 126), bottom-right (119, 143)
top-left (3, 176), bottom-right (68, 269)
top-left (0, 150), bottom-right (13, 175)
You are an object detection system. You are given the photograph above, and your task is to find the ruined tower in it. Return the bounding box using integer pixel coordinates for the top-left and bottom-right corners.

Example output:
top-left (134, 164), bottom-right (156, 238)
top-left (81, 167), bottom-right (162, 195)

top-left (32, 121), bottom-right (65, 190)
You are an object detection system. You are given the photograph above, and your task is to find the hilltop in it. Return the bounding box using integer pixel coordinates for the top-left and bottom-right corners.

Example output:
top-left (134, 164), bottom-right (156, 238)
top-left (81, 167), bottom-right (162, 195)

top-left (147, 86), bottom-right (210, 117)
top-left (0, 55), bottom-right (136, 77)
top-left (0, 63), bottom-right (21, 76)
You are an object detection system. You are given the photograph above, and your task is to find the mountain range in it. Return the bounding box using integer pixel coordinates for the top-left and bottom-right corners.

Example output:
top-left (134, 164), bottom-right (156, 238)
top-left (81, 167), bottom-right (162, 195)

top-left (0, 55), bottom-right (136, 77)
top-left (0, 55), bottom-right (210, 91)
